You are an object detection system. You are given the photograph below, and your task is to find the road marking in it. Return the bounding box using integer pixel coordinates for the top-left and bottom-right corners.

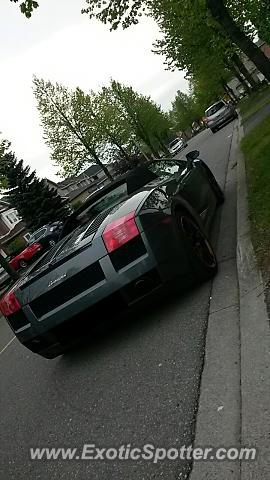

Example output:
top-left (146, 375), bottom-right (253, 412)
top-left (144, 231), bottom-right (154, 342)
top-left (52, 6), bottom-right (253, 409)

top-left (0, 336), bottom-right (16, 355)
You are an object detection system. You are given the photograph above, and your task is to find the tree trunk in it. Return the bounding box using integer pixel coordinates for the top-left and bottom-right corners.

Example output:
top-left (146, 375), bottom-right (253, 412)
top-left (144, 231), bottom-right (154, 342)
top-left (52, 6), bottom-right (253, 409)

top-left (206, 0), bottom-right (270, 81)
top-left (222, 82), bottom-right (237, 102)
top-left (226, 85), bottom-right (238, 102)
top-left (114, 142), bottom-right (130, 161)
top-left (0, 253), bottom-right (19, 282)
top-left (154, 135), bottom-right (170, 155)
top-left (232, 53), bottom-right (259, 90)
top-left (131, 138), bottom-right (150, 162)
top-left (228, 63), bottom-right (252, 93)
top-left (91, 151), bottom-right (114, 181)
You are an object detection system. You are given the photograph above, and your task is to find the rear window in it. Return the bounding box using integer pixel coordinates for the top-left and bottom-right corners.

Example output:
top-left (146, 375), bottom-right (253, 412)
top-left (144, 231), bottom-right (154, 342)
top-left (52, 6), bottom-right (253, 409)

top-left (169, 139), bottom-right (180, 148)
top-left (205, 101), bottom-right (225, 117)
top-left (28, 227), bottom-right (47, 243)
top-left (76, 183), bottom-right (128, 227)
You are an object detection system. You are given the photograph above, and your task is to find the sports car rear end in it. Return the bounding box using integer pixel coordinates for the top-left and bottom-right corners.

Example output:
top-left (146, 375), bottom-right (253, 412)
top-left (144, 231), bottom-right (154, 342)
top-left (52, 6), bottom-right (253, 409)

top-left (0, 190), bottom-right (186, 358)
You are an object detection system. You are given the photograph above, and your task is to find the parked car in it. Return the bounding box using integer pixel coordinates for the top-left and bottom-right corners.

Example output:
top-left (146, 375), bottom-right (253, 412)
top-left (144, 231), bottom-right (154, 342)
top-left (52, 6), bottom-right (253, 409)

top-left (168, 138), bottom-right (188, 156)
top-left (9, 243), bottom-right (43, 270)
top-left (27, 222), bottom-right (63, 249)
top-left (0, 150), bottom-right (224, 359)
top-left (204, 100), bottom-right (238, 133)
top-left (0, 267), bottom-right (10, 288)
top-left (192, 122), bottom-right (202, 134)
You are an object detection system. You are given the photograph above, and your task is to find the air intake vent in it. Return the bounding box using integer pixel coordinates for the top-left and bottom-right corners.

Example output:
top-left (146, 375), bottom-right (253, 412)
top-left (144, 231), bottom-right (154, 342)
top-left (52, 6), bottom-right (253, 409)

top-left (30, 262), bottom-right (105, 318)
top-left (83, 208), bottom-right (116, 238)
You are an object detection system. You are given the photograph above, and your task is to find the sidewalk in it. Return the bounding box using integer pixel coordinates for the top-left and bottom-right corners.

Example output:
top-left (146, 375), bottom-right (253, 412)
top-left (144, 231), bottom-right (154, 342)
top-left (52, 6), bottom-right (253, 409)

top-left (189, 117), bottom-right (270, 480)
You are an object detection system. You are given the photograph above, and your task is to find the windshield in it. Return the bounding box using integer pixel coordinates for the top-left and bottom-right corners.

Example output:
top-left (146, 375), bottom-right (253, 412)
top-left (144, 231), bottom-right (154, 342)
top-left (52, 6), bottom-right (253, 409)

top-left (169, 139), bottom-right (181, 148)
top-left (60, 182), bottom-right (128, 239)
top-left (28, 228), bottom-right (47, 244)
top-left (205, 101), bottom-right (225, 116)
top-left (148, 160), bottom-right (186, 179)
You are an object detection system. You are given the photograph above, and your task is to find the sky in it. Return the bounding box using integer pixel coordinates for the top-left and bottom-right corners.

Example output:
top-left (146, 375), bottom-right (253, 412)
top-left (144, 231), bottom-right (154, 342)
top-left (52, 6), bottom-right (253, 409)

top-left (0, 0), bottom-right (188, 181)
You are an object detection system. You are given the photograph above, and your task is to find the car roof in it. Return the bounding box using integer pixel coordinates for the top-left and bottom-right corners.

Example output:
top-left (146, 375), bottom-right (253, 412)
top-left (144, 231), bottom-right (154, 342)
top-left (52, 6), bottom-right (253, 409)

top-left (29, 225), bottom-right (49, 236)
top-left (206, 100), bottom-right (225, 110)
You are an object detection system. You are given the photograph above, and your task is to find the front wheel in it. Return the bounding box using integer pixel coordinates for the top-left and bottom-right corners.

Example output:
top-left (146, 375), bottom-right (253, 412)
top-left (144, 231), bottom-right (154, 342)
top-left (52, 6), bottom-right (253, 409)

top-left (19, 259), bottom-right (28, 269)
top-left (177, 211), bottom-right (218, 282)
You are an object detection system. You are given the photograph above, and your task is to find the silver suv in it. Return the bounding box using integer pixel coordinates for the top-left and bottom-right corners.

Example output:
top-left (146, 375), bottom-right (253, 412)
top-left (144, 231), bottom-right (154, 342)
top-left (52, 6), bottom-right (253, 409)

top-left (204, 100), bottom-right (238, 133)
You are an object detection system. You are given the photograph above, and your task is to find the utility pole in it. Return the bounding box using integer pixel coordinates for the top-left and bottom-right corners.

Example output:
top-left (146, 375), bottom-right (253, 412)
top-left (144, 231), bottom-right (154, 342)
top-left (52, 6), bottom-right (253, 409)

top-left (0, 252), bottom-right (19, 282)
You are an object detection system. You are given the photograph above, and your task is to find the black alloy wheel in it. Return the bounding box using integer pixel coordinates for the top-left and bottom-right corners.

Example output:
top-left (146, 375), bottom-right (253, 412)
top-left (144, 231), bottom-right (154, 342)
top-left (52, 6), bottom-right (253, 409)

top-left (178, 212), bottom-right (218, 282)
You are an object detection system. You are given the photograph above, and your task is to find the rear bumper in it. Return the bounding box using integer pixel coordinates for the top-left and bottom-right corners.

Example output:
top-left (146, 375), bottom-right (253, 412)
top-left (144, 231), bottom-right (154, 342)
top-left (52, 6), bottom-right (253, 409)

top-left (8, 217), bottom-right (191, 356)
top-left (12, 248), bottom-right (169, 354)
top-left (170, 145), bottom-right (186, 155)
top-left (210, 112), bottom-right (237, 129)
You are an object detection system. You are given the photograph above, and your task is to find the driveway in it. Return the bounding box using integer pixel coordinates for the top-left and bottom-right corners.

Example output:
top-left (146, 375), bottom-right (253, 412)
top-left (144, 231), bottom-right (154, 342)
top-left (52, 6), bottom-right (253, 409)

top-left (0, 122), bottom-right (236, 480)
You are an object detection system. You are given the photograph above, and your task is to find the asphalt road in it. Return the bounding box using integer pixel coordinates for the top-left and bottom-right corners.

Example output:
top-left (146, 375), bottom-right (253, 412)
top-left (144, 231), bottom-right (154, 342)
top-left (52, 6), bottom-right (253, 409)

top-left (0, 122), bottom-right (235, 480)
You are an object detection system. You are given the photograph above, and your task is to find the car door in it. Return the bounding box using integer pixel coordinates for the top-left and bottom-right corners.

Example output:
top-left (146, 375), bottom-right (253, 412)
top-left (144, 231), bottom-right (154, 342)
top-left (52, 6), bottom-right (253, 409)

top-left (176, 161), bottom-right (211, 216)
top-left (148, 159), bottom-right (211, 218)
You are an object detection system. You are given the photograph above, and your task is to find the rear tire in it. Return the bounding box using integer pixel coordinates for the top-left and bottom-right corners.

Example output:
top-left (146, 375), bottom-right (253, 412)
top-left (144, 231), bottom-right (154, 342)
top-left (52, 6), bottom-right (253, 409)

top-left (19, 259), bottom-right (28, 269)
top-left (176, 210), bottom-right (218, 283)
top-left (211, 128), bottom-right (217, 133)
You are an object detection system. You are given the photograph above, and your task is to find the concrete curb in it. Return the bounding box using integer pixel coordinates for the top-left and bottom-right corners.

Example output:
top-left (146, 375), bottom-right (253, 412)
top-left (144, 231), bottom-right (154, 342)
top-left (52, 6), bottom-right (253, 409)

top-left (189, 117), bottom-right (270, 480)
top-left (237, 120), bottom-right (270, 479)
top-left (189, 121), bottom-right (241, 480)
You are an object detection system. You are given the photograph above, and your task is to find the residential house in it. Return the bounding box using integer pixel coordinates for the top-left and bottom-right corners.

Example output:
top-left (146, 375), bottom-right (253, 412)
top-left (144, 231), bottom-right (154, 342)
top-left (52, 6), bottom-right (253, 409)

top-left (45, 164), bottom-right (115, 208)
top-left (0, 200), bottom-right (29, 256)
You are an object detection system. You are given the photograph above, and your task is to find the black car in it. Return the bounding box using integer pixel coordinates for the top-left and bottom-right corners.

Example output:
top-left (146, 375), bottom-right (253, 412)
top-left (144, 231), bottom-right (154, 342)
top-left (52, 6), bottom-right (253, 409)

top-left (0, 151), bottom-right (224, 359)
top-left (27, 222), bottom-right (63, 250)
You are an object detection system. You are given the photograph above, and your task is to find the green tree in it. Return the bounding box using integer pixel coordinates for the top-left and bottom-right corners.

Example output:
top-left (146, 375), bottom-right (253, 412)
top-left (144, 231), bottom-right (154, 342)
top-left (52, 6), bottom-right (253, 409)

top-left (254, 1), bottom-right (270, 43)
top-left (13, 0), bottom-right (270, 79)
top-left (81, 0), bottom-right (270, 81)
top-left (152, 0), bottom-right (259, 92)
top-left (107, 80), bottom-right (171, 157)
top-left (10, 0), bottom-right (39, 18)
top-left (0, 139), bottom-right (19, 280)
top-left (33, 77), bottom-right (114, 180)
top-left (0, 146), bottom-right (8, 189)
top-left (227, 0), bottom-right (270, 44)
top-left (91, 89), bottom-right (133, 160)
top-left (1, 150), bottom-right (69, 231)
top-left (170, 91), bottom-right (198, 132)
top-left (206, 0), bottom-right (270, 81)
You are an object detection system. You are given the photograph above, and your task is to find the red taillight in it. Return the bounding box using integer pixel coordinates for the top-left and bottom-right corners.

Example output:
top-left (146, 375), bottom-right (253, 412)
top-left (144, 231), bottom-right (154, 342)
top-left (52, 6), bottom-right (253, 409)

top-left (0, 291), bottom-right (21, 317)
top-left (103, 211), bottom-right (139, 253)
top-left (28, 242), bottom-right (42, 252)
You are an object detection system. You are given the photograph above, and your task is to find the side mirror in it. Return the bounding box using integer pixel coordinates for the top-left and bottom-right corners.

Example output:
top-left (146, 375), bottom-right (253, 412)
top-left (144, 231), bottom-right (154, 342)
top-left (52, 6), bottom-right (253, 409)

top-left (186, 150), bottom-right (200, 170)
top-left (166, 180), bottom-right (178, 196)
top-left (186, 150), bottom-right (199, 161)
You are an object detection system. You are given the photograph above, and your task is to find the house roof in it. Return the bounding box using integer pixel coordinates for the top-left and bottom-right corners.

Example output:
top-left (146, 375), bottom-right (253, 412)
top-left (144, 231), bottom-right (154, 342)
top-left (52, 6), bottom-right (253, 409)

top-left (46, 164), bottom-right (113, 195)
top-left (57, 176), bottom-right (79, 188)
top-left (256, 39), bottom-right (266, 48)
top-left (0, 198), bottom-right (12, 214)
top-left (0, 221), bottom-right (26, 245)
top-left (45, 178), bottom-right (59, 189)
top-left (81, 165), bottom-right (102, 177)
top-left (68, 177), bottom-right (108, 201)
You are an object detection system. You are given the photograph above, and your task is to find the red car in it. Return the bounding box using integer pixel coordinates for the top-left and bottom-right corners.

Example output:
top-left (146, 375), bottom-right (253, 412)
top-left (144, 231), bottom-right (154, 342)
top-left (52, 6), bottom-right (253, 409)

top-left (9, 243), bottom-right (43, 270)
